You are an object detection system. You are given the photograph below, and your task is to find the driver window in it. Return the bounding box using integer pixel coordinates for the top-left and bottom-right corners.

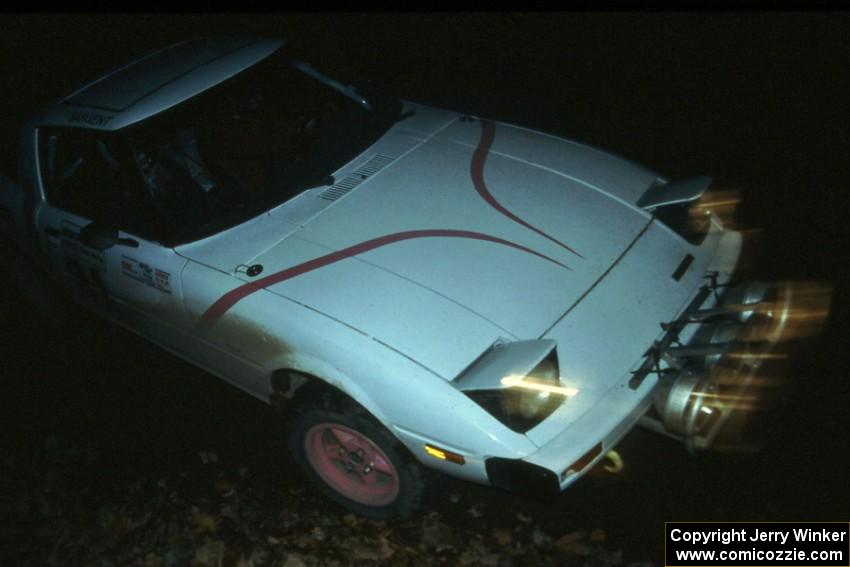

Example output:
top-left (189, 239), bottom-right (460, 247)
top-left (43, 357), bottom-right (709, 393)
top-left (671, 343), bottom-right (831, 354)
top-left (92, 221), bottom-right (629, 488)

top-left (38, 127), bottom-right (162, 241)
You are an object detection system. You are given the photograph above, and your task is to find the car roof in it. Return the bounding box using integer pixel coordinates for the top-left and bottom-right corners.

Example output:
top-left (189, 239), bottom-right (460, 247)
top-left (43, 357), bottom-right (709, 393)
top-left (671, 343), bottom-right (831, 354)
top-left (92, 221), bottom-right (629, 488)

top-left (37, 37), bottom-right (284, 132)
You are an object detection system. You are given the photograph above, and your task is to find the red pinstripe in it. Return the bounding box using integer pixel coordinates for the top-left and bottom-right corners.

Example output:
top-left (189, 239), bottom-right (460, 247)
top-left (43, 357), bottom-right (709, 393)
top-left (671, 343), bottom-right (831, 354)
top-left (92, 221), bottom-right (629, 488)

top-left (196, 229), bottom-right (569, 332)
top-left (472, 120), bottom-right (584, 259)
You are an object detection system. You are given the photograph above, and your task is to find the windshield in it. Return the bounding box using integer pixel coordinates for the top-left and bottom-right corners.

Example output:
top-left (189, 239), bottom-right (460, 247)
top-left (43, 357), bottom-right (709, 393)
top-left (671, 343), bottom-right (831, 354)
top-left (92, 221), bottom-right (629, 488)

top-left (124, 51), bottom-right (400, 245)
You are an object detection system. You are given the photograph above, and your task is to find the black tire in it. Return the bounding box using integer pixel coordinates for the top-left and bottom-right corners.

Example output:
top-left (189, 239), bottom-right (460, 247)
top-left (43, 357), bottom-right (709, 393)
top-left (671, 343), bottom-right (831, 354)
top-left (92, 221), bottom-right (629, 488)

top-left (287, 398), bottom-right (424, 519)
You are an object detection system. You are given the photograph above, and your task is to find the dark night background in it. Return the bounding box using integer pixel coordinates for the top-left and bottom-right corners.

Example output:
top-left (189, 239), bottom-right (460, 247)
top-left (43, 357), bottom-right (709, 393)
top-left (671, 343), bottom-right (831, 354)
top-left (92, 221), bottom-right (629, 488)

top-left (0, 13), bottom-right (848, 566)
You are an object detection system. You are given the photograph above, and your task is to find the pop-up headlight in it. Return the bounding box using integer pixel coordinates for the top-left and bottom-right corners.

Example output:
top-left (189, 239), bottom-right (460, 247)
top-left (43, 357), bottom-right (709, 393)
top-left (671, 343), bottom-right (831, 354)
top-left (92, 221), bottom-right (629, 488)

top-left (455, 341), bottom-right (572, 433)
top-left (637, 176), bottom-right (715, 245)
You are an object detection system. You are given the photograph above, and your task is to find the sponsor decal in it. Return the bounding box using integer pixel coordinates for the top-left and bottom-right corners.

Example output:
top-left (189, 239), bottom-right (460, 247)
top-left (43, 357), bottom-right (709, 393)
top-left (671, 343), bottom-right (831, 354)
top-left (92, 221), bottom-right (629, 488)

top-left (121, 255), bottom-right (171, 294)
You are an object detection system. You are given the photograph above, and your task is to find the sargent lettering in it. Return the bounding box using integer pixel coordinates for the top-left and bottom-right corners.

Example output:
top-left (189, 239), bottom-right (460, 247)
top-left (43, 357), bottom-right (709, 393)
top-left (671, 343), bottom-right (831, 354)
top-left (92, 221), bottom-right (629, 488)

top-left (68, 111), bottom-right (113, 127)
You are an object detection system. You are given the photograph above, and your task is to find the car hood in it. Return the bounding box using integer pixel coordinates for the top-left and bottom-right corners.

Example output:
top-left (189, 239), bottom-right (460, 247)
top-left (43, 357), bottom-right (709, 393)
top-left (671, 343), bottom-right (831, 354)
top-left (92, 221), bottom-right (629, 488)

top-left (179, 108), bottom-right (662, 379)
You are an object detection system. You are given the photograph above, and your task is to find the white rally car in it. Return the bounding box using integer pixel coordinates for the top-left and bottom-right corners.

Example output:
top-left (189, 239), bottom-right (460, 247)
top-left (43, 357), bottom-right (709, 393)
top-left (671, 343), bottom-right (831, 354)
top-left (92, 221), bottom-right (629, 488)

top-left (0, 38), bottom-right (785, 518)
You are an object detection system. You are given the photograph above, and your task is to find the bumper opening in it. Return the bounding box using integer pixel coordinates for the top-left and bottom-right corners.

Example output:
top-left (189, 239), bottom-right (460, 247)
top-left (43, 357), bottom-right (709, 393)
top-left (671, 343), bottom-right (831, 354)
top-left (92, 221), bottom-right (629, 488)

top-left (485, 457), bottom-right (560, 497)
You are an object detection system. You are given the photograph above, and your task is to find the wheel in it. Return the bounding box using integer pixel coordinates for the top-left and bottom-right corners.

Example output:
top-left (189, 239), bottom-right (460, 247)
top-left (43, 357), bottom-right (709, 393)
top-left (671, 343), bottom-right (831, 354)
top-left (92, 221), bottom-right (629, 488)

top-left (287, 401), bottom-right (423, 519)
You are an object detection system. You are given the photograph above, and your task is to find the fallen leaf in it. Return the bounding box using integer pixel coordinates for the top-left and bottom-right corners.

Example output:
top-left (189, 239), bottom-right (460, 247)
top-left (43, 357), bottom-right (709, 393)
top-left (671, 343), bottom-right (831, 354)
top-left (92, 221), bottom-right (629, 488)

top-left (219, 504), bottom-right (240, 522)
top-left (236, 547), bottom-right (269, 567)
top-left (532, 529), bottom-right (549, 546)
top-left (554, 530), bottom-right (587, 552)
top-left (421, 521), bottom-right (456, 551)
top-left (193, 539), bottom-right (225, 566)
top-left (492, 527), bottom-right (512, 546)
top-left (191, 511), bottom-right (219, 534)
top-left (350, 535), bottom-right (395, 561)
top-left (460, 548), bottom-right (501, 567)
top-left (198, 451), bottom-right (218, 465)
top-left (467, 505), bottom-right (483, 518)
top-left (281, 554), bottom-right (306, 567)
top-left (101, 511), bottom-right (130, 538)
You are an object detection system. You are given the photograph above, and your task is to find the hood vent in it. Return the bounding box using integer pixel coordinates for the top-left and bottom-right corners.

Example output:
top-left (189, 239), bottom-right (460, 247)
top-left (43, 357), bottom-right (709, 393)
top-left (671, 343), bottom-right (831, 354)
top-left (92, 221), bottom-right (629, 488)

top-left (319, 154), bottom-right (395, 201)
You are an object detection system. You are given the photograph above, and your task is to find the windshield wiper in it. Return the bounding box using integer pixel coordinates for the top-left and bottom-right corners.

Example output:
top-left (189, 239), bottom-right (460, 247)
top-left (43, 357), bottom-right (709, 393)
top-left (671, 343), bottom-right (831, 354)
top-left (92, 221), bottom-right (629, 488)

top-left (394, 108), bottom-right (416, 124)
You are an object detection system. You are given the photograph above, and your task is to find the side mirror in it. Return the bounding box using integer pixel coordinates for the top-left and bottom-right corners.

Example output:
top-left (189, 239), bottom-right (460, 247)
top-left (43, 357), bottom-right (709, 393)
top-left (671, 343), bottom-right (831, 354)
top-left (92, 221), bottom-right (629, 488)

top-left (79, 223), bottom-right (139, 251)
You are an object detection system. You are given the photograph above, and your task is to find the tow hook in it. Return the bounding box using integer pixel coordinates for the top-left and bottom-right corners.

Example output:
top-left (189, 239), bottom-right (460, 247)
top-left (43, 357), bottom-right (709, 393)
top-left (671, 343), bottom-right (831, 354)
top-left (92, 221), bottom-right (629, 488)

top-left (602, 450), bottom-right (624, 474)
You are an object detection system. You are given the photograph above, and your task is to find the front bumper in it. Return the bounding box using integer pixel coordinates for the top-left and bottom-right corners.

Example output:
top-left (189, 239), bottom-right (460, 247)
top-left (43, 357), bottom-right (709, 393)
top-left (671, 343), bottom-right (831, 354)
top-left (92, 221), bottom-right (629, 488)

top-left (483, 275), bottom-right (790, 495)
top-left (485, 360), bottom-right (655, 495)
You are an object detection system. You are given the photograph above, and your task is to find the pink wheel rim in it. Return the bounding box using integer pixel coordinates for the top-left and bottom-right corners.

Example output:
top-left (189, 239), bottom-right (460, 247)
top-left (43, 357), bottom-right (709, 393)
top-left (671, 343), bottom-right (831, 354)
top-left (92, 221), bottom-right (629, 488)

top-left (304, 422), bottom-right (400, 506)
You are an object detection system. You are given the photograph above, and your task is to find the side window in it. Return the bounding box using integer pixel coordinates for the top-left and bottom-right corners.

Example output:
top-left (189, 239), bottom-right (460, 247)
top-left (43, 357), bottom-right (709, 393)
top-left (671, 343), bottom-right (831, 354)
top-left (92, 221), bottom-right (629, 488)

top-left (38, 128), bottom-right (163, 241)
top-left (131, 127), bottom-right (216, 234)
